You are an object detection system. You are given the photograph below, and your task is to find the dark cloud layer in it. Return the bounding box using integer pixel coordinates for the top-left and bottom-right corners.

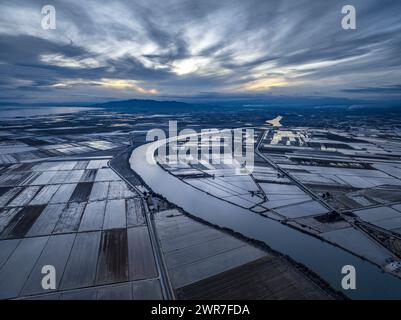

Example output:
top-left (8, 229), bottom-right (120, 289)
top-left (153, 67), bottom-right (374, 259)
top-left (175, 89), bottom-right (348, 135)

top-left (0, 0), bottom-right (400, 102)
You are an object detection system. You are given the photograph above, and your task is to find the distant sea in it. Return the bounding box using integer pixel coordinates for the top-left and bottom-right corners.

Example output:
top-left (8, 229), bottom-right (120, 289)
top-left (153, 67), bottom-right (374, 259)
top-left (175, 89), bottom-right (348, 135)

top-left (0, 106), bottom-right (98, 118)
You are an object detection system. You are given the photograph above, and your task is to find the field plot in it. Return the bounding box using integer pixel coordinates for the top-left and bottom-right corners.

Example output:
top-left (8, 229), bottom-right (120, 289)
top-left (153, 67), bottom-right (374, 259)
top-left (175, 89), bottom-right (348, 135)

top-left (0, 158), bottom-right (162, 300)
top-left (154, 209), bottom-right (267, 288)
top-left (260, 128), bottom-right (401, 212)
top-left (0, 109), bottom-right (139, 167)
top-left (159, 135), bottom-right (329, 220)
top-left (0, 130), bottom-right (127, 166)
top-left (258, 128), bottom-right (401, 271)
top-left (155, 209), bottom-right (333, 299)
top-left (352, 206), bottom-right (401, 236)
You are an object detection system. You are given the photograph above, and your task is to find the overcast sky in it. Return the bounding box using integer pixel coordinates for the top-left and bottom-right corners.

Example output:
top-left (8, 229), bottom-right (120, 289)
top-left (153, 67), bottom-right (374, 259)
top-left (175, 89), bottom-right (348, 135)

top-left (0, 0), bottom-right (401, 103)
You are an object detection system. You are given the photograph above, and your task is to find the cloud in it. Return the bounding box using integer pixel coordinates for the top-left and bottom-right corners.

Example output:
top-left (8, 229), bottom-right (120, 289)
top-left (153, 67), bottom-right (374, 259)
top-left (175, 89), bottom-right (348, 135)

top-left (239, 77), bottom-right (289, 92)
top-left (52, 78), bottom-right (159, 94)
top-left (40, 54), bottom-right (102, 69)
top-left (0, 0), bottom-right (400, 102)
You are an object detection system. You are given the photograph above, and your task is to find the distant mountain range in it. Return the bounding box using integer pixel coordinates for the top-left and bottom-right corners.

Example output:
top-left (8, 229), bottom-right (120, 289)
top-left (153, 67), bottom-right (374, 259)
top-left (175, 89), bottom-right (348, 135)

top-left (87, 98), bottom-right (221, 113)
top-left (90, 98), bottom-right (190, 109)
top-left (1, 96), bottom-right (400, 111)
top-left (87, 97), bottom-right (397, 111)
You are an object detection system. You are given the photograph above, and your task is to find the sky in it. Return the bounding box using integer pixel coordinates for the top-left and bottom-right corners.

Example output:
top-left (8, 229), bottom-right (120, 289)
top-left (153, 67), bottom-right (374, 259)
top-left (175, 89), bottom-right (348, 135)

top-left (0, 0), bottom-right (401, 103)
